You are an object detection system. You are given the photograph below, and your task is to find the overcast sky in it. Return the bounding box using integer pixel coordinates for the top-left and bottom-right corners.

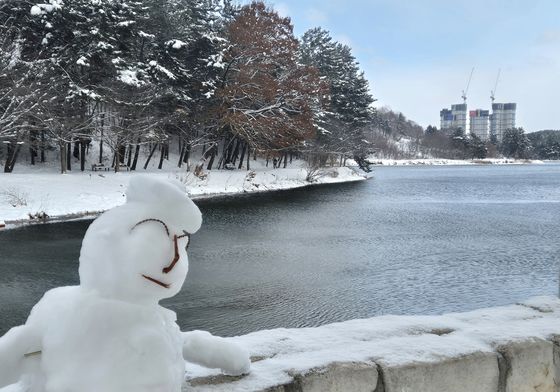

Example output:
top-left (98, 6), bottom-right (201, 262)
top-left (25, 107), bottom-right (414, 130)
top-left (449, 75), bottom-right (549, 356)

top-left (258, 0), bottom-right (560, 132)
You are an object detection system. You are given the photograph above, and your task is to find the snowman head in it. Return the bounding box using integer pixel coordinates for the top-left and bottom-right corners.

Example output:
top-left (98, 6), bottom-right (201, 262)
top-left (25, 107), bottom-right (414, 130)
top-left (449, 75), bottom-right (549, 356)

top-left (78, 176), bottom-right (202, 305)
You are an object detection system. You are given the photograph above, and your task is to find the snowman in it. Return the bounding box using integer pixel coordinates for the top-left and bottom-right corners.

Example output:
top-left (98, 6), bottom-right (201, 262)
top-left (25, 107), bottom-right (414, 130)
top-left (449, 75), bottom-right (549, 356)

top-left (0, 176), bottom-right (251, 392)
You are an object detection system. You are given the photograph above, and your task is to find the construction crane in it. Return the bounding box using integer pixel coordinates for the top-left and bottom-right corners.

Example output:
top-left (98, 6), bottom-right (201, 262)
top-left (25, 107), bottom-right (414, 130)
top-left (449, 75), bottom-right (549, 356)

top-left (490, 68), bottom-right (501, 103)
top-left (461, 67), bottom-right (475, 104)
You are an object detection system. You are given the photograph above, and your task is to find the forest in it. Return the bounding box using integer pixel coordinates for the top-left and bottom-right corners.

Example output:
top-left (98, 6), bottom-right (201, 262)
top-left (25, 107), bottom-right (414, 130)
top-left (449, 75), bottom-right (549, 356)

top-left (0, 0), bottom-right (375, 173)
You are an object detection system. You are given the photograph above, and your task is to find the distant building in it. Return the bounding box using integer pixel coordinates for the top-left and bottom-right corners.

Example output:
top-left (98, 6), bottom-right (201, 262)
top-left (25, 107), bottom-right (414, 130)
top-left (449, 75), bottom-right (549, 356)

top-left (440, 104), bottom-right (467, 134)
top-left (440, 109), bottom-right (453, 130)
top-left (490, 103), bottom-right (516, 142)
top-left (469, 109), bottom-right (490, 140)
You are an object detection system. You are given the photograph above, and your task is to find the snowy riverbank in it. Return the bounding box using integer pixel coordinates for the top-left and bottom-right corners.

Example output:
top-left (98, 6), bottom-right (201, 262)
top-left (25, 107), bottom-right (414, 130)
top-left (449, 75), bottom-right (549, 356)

top-left (0, 165), bottom-right (366, 228)
top-left (185, 296), bottom-right (560, 391)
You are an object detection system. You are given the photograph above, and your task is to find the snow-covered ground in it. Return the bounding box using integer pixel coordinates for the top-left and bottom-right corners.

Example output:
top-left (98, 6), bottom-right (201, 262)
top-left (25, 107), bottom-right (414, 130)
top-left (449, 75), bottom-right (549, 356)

top-left (369, 157), bottom-right (544, 166)
top-left (185, 296), bottom-right (560, 391)
top-left (0, 163), bottom-right (366, 227)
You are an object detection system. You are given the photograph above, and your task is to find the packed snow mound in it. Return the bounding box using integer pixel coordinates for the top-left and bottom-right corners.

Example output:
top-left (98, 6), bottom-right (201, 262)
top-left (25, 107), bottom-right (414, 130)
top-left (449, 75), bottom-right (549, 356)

top-left (0, 177), bottom-right (250, 392)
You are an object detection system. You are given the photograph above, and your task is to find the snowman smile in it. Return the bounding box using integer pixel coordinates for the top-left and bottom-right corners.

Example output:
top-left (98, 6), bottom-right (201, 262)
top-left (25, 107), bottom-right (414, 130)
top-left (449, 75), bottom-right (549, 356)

top-left (141, 274), bottom-right (170, 289)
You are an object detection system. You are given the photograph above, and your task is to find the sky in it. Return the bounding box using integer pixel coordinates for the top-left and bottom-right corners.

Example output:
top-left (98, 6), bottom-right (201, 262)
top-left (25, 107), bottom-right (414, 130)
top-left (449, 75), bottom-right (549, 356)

top-left (246, 0), bottom-right (560, 132)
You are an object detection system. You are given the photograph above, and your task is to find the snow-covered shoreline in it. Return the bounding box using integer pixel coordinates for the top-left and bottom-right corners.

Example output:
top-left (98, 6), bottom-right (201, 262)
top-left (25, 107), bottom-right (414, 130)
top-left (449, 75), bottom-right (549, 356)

top-left (0, 166), bottom-right (366, 229)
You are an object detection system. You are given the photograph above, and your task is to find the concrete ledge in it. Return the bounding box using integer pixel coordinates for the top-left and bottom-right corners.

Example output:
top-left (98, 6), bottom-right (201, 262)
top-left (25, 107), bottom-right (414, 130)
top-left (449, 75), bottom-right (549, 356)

top-left (498, 339), bottom-right (558, 392)
top-left (380, 352), bottom-right (499, 392)
top-left (183, 296), bottom-right (560, 392)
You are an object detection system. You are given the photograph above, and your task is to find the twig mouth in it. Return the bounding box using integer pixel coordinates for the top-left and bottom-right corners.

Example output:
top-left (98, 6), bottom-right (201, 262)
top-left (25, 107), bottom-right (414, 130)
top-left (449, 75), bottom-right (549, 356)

top-left (142, 274), bottom-right (170, 289)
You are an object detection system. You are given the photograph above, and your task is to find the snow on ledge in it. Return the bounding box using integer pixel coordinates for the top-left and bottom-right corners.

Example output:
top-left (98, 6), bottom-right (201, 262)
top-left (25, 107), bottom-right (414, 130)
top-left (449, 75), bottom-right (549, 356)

top-left (185, 296), bottom-right (560, 391)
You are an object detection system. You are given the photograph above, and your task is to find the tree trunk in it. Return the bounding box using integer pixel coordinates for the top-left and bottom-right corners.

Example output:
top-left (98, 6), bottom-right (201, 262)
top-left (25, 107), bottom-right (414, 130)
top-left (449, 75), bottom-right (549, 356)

top-left (80, 140), bottom-right (87, 171)
top-left (231, 138), bottom-right (241, 165)
top-left (40, 130), bottom-right (46, 163)
top-left (207, 145), bottom-right (216, 170)
top-left (238, 142), bottom-right (247, 169)
top-left (4, 142), bottom-right (14, 173)
top-left (29, 134), bottom-right (36, 166)
top-left (73, 141), bottom-right (80, 159)
top-left (158, 143), bottom-right (165, 169)
top-left (113, 149), bottom-right (120, 173)
top-left (283, 152), bottom-right (288, 168)
top-left (143, 143), bottom-right (158, 169)
top-left (119, 145), bottom-right (126, 164)
top-left (66, 142), bottom-right (72, 171)
top-left (178, 144), bottom-right (186, 168)
top-left (246, 145), bottom-right (250, 170)
top-left (126, 144), bottom-right (132, 167)
top-left (99, 125), bottom-right (104, 164)
top-left (5, 143), bottom-right (21, 173)
top-left (183, 142), bottom-right (190, 163)
top-left (131, 143), bottom-right (140, 171)
top-left (59, 143), bottom-right (67, 174)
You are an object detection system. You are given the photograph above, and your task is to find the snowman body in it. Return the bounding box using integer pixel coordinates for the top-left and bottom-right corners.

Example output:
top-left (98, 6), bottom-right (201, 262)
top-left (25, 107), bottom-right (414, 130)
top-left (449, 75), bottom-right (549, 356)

top-left (27, 286), bottom-right (184, 392)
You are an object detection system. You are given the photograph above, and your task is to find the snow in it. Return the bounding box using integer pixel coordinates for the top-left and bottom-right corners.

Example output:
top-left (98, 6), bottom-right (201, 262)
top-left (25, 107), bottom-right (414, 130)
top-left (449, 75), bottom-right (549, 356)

top-left (29, 1), bottom-right (63, 16)
top-left (76, 56), bottom-right (89, 66)
top-left (184, 296), bottom-right (560, 391)
top-left (139, 31), bottom-right (155, 39)
top-left (30, 6), bottom-right (42, 16)
top-left (0, 164), bottom-right (365, 228)
top-left (117, 69), bottom-right (145, 86)
top-left (149, 61), bottom-right (176, 80)
top-left (168, 40), bottom-right (187, 49)
top-left (0, 177), bottom-right (250, 391)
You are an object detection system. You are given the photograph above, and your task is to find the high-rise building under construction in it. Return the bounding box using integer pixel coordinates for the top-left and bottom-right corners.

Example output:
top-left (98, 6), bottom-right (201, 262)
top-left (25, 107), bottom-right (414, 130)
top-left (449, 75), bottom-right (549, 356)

top-left (440, 103), bottom-right (467, 133)
top-left (490, 103), bottom-right (516, 142)
top-left (469, 110), bottom-right (490, 140)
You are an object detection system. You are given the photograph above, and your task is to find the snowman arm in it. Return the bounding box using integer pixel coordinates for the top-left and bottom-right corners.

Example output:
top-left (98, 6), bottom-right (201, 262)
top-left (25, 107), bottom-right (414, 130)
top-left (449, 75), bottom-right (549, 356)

top-left (0, 325), bottom-right (40, 388)
top-left (182, 330), bottom-right (250, 376)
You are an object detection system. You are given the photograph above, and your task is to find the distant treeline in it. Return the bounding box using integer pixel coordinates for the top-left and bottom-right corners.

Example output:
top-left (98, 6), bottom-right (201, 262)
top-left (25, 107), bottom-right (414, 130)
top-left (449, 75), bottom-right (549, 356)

top-left (527, 130), bottom-right (560, 160)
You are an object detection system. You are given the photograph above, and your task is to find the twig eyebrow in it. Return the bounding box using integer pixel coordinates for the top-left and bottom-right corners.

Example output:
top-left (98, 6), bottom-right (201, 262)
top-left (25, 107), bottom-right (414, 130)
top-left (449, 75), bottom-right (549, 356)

top-left (131, 219), bottom-right (170, 236)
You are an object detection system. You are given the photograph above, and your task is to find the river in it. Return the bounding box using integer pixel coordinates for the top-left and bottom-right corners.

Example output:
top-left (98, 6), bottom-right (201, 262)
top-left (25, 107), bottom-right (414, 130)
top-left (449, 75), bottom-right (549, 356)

top-left (1, 164), bottom-right (559, 337)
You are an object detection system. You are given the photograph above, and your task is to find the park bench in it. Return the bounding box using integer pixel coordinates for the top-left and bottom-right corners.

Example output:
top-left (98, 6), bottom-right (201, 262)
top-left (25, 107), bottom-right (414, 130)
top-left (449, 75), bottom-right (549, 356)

top-left (91, 164), bottom-right (110, 172)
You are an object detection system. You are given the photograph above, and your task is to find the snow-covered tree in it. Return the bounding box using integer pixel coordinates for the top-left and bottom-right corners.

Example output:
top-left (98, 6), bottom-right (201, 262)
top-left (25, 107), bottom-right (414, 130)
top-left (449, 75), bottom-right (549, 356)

top-left (500, 127), bottom-right (531, 159)
top-left (212, 2), bottom-right (323, 165)
top-left (300, 27), bottom-right (375, 168)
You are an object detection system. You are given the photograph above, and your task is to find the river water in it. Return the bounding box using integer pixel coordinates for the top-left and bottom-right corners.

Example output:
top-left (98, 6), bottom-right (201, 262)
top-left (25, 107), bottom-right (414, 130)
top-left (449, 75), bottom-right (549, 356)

top-left (1, 164), bottom-right (559, 337)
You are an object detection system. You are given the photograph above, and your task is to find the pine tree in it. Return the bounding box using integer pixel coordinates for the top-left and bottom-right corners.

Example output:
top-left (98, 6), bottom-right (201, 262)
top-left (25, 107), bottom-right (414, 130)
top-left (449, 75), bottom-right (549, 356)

top-left (299, 27), bottom-right (375, 166)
